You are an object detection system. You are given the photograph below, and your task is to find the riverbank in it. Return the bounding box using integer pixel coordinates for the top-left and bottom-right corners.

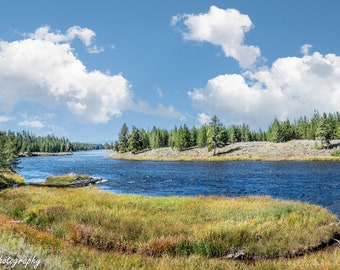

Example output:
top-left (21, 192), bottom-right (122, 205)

top-left (0, 185), bottom-right (339, 269)
top-left (19, 151), bottom-right (73, 157)
top-left (112, 140), bottom-right (340, 161)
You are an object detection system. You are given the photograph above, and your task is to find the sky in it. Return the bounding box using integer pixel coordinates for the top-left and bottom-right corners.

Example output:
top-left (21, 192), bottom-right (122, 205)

top-left (1, 1), bottom-right (340, 142)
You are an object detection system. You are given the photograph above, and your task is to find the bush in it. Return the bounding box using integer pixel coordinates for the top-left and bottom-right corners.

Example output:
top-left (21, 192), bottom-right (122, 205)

top-left (331, 149), bottom-right (340, 156)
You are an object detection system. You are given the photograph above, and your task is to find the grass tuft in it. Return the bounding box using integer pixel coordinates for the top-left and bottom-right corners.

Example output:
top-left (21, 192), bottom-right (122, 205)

top-left (45, 173), bottom-right (90, 185)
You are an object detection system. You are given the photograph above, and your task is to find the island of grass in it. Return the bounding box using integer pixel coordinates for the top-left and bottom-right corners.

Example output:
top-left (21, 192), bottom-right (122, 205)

top-left (0, 183), bottom-right (339, 269)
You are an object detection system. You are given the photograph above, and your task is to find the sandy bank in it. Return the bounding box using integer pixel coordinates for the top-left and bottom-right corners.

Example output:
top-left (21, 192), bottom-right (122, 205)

top-left (112, 140), bottom-right (340, 161)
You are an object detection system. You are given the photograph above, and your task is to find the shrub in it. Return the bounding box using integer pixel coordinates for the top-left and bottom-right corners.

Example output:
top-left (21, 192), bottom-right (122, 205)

top-left (331, 149), bottom-right (340, 156)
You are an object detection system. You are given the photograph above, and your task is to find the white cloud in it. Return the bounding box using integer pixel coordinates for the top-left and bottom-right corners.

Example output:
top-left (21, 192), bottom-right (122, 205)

top-left (173, 6), bottom-right (261, 68)
top-left (18, 120), bottom-right (45, 129)
top-left (28, 25), bottom-right (96, 47)
top-left (301, 44), bottom-right (313, 55)
top-left (180, 7), bottom-right (340, 128)
top-left (197, 113), bottom-right (211, 125)
top-left (0, 116), bottom-right (10, 123)
top-left (156, 88), bottom-right (164, 99)
top-left (0, 26), bottom-right (132, 123)
top-left (87, 45), bottom-right (104, 54)
top-left (189, 51), bottom-right (340, 127)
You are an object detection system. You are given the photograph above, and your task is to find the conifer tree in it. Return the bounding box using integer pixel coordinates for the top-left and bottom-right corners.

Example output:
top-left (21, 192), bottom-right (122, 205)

top-left (118, 123), bottom-right (129, 153)
top-left (207, 115), bottom-right (223, 155)
top-left (197, 125), bottom-right (207, 147)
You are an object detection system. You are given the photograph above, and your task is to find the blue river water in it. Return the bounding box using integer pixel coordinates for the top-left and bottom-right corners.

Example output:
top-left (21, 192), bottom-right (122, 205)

top-left (17, 150), bottom-right (340, 217)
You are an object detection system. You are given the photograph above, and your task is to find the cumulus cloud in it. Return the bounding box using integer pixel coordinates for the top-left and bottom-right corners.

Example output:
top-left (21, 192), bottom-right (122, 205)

top-left (176, 6), bottom-right (340, 127)
top-left (0, 26), bottom-right (132, 123)
top-left (189, 50), bottom-right (340, 127)
top-left (173, 6), bottom-right (261, 68)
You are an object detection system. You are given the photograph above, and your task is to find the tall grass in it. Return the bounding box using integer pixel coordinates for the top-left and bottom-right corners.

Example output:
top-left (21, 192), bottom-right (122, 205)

top-left (0, 171), bottom-right (24, 189)
top-left (0, 186), bottom-right (338, 260)
top-left (0, 186), bottom-right (339, 269)
top-left (45, 173), bottom-right (90, 185)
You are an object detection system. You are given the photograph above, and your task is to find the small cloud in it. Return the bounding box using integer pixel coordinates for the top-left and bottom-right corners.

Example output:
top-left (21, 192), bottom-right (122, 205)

top-left (134, 101), bottom-right (186, 121)
top-left (0, 115), bottom-right (10, 123)
top-left (197, 113), bottom-right (211, 125)
top-left (87, 45), bottom-right (104, 54)
top-left (18, 120), bottom-right (44, 129)
top-left (301, 44), bottom-right (313, 55)
top-left (156, 88), bottom-right (164, 99)
top-left (45, 113), bottom-right (55, 119)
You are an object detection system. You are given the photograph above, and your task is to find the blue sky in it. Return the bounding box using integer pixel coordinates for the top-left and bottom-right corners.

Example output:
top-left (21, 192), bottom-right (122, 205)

top-left (1, 1), bottom-right (340, 142)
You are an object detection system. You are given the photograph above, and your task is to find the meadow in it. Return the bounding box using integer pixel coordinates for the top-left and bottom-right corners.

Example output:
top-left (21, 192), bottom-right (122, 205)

top-left (0, 183), bottom-right (339, 269)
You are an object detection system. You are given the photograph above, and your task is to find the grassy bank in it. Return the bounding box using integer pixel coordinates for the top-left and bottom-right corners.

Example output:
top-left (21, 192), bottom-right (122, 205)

top-left (0, 171), bottom-right (24, 189)
top-left (0, 186), bottom-right (339, 269)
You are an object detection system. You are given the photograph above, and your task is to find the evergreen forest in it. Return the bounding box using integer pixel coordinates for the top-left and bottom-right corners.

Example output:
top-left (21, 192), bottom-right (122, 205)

top-left (0, 130), bottom-right (103, 173)
top-left (113, 111), bottom-right (340, 154)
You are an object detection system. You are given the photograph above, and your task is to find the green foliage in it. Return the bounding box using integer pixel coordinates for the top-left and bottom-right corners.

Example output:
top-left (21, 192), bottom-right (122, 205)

top-left (45, 174), bottom-right (91, 185)
top-left (197, 125), bottom-right (207, 147)
top-left (207, 115), bottom-right (226, 155)
top-left (331, 149), bottom-right (340, 156)
top-left (175, 125), bottom-right (191, 151)
top-left (118, 123), bottom-right (129, 153)
top-left (127, 126), bottom-right (142, 154)
top-left (316, 113), bottom-right (333, 148)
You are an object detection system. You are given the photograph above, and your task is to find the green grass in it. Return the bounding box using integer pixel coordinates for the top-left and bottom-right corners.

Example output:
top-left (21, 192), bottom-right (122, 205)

top-left (44, 173), bottom-right (90, 185)
top-left (0, 186), bottom-right (338, 269)
top-left (0, 171), bottom-right (24, 189)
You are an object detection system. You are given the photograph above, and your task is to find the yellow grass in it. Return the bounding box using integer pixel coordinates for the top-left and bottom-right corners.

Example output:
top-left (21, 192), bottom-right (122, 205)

top-left (45, 173), bottom-right (90, 185)
top-left (0, 185), bottom-right (338, 269)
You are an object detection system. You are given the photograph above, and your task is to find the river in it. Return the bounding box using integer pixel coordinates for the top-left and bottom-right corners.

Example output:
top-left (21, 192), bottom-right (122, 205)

top-left (17, 150), bottom-right (340, 217)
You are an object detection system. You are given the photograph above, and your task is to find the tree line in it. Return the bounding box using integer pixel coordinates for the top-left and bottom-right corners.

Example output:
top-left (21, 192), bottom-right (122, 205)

top-left (0, 130), bottom-right (103, 173)
top-left (114, 111), bottom-right (340, 154)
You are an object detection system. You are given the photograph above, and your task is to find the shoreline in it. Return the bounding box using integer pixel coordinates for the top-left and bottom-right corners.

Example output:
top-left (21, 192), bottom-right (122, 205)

top-left (111, 140), bottom-right (340, 161)
top-left (19, 151), bottom-right (73, 157)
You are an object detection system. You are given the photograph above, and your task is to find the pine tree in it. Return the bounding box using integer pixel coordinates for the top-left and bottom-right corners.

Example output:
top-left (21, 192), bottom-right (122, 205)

top-left (207, 115), bottom-right (223, 155)
top-left (316, 113), bottom-right (332, 148)
top-left (189, 126), bottom-right (198, 147)
top-left (175, 125), bottom-right (190, 151)
top-left (197, 125), bottom-right (207, 148)
top-left (128, 126), bottom-right (141, 154)
top-left (118, 123), bottom-right (129, 153)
